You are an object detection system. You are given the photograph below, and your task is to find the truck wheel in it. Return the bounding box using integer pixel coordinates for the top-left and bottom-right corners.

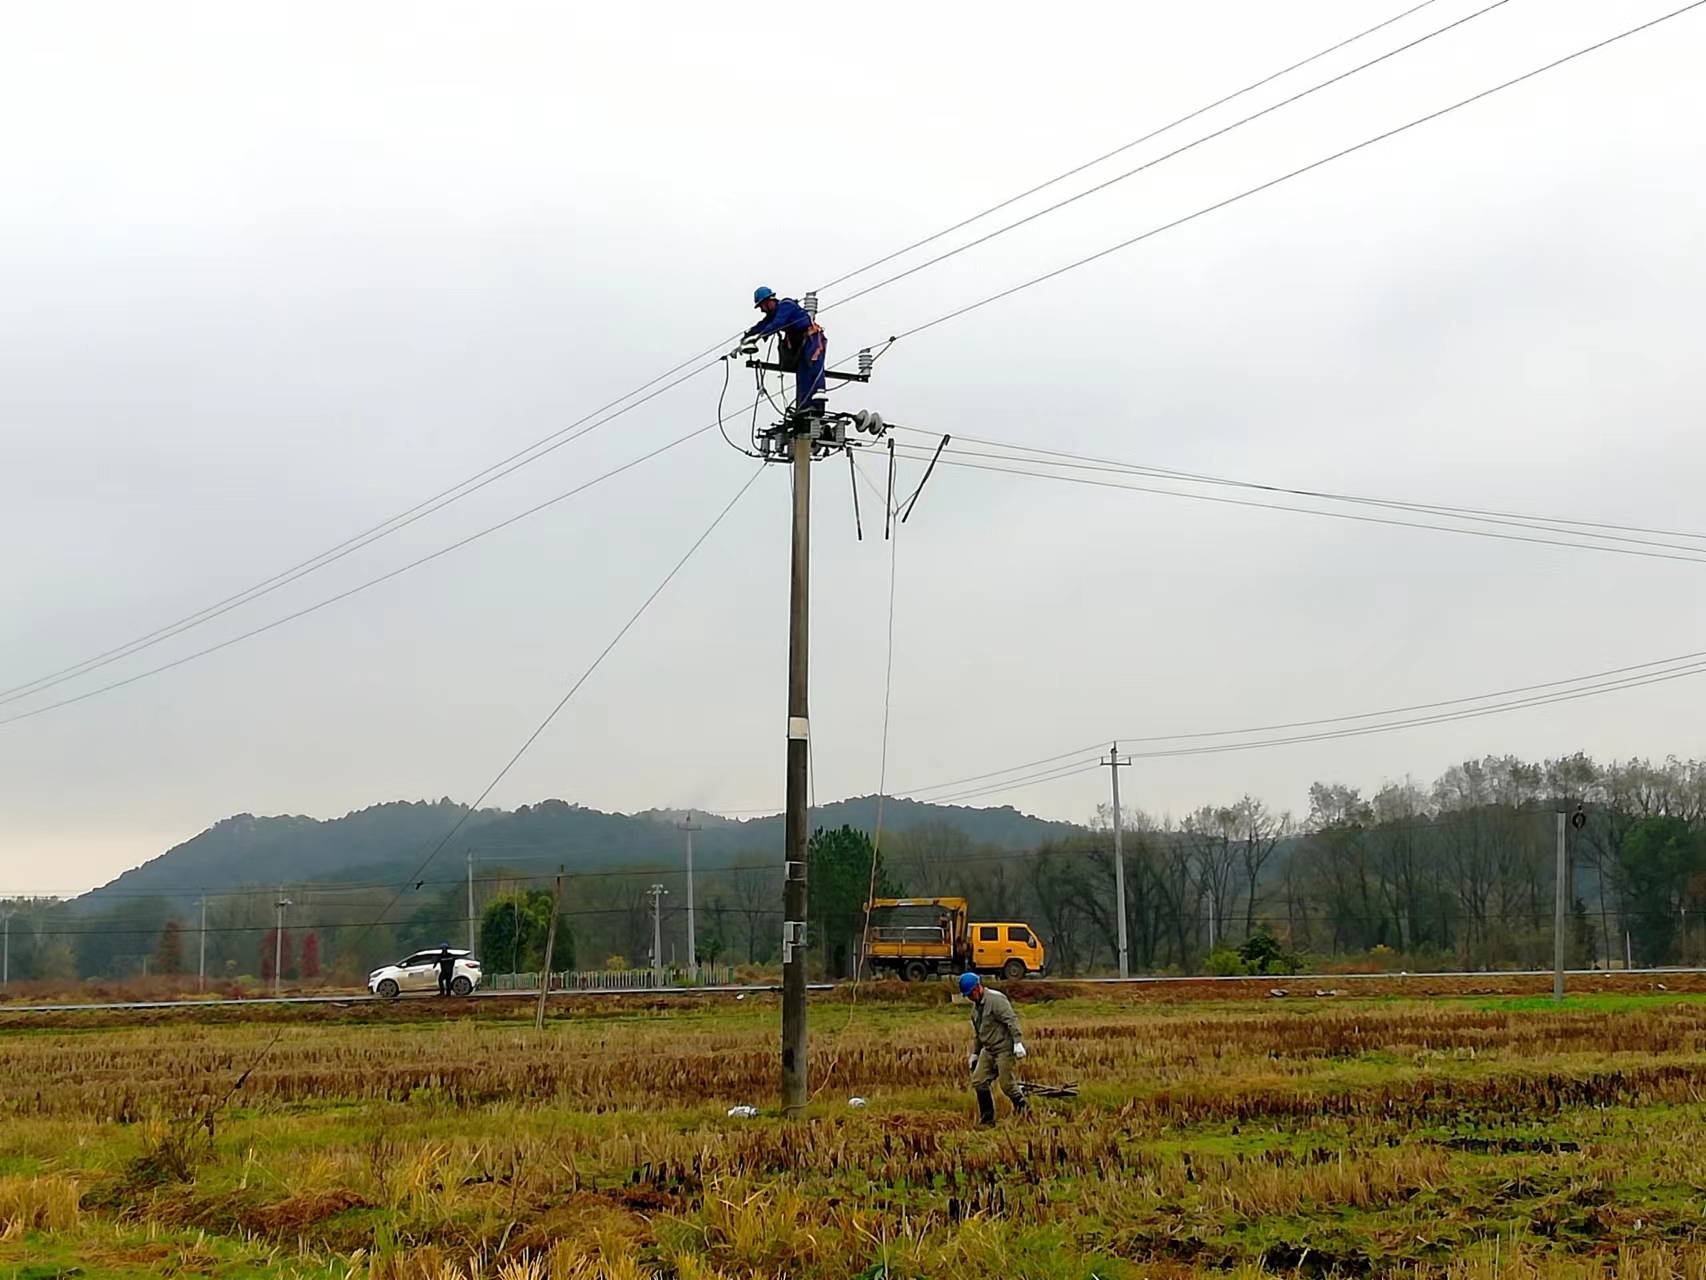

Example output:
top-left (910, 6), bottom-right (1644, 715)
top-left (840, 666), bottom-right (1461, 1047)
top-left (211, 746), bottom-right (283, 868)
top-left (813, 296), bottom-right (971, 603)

top-left (902, 960), bottom-right (928, 983)
top-left (1002, 959), bottom-right (1026, 981)
top-left (451, 976), bottom-right (473, 997)
top-left (377, 979), bottom-right (399, 999)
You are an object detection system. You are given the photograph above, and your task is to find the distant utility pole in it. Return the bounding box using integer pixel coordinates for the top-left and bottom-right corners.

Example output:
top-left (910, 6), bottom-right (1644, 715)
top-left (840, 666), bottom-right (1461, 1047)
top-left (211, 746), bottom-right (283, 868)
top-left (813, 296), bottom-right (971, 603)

top-left (273, 889), bottom-right (292, 996)
top-left (1556, 806), bottom-right (1584, 1001)
top-left (648, 883), bottom-right (669, 987)
top-left (1102, 743), bottom-right (1132, 979)
top-left (678, 813), bottom-right (701, 972)
top-left (780, 429), bottom-right (812, 1117)
top-left (1554, 811), bottom-right (1568, 1002)
top-left (466, 850), bottom-right (476, 954)
top-left (198, 896), bottom-right (207, 992)
top-left (1, 909), bottom-right (15, 988)
top-left (535, 865), bottom-right (564, 1031)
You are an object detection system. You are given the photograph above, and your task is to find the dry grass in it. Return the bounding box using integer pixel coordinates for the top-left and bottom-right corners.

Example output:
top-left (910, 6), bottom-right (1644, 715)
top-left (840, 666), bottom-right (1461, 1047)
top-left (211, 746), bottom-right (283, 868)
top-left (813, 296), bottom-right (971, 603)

top-left (9, 986), bottom-right (1706, 1277)
top-left (0, 1174), bottom-right (80, 1238)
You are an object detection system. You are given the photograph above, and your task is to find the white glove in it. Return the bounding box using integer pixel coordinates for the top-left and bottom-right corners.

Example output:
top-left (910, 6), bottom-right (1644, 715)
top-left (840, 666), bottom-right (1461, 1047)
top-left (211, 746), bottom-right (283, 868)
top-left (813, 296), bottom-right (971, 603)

top-left (967, 1052), bottom-right (979, 1072)
top-left (1013, 1042), bottom-right (1027, 1060)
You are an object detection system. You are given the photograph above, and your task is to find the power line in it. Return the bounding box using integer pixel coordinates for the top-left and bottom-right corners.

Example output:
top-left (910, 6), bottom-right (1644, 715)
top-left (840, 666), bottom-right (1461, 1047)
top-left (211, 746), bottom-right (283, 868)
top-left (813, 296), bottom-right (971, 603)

top-left (910, 429), bottom-right (1706, 548)
top-left (0, 0), bottom-right (1508, 702)
top-left (884, 1), bottom-right (1706, 348)
top-left (891, 740), bottom-right (1117, 799)
top-left (896, 448), bottom-right (1706, 568)
top-left (45, 636), bottom-right (1687, 895)
top-left (1116, 651), bottom-right (1706, 746)
top-left (0, 351), bottom-right (735, 709)
top-left (885, 649), bottom-right (1706, 806)
top-left (896, 438), bottom-right (1706, 558)
top-left (908, 760), bottom-right (1109, 808)
top-left (1122, 659), bottom-right (1706, 762)
top-left (824, 0), bottom-right (1514, 314)
top-left (898, 660), bottom-right (1706, 804)
top-left (813, 0), bottom-right (1450, 294)
top-left (185, 465), bottom-right (764, 1113)
top-left (0, 421), bottom-right (727, 726)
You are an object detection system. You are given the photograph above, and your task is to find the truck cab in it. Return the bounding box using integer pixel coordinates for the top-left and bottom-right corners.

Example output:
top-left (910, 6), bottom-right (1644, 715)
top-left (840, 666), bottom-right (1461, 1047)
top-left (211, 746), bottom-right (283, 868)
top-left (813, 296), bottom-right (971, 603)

top-left (969, 922), bottom-right (1046, 980)
top-left (862, 897), bottom-right (1047, 982)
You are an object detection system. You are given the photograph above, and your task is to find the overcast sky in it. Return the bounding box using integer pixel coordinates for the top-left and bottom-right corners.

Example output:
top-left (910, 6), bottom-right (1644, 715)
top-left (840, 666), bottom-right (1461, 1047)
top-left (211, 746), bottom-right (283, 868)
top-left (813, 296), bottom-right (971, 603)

top-left (4, 0), bottom-right (1705, 894)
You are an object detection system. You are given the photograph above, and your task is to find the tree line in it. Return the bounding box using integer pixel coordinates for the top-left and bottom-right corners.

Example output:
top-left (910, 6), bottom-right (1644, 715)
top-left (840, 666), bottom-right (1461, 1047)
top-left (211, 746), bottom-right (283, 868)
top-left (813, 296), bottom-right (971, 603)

top-left (10, 753), bottom-right (1706, 984)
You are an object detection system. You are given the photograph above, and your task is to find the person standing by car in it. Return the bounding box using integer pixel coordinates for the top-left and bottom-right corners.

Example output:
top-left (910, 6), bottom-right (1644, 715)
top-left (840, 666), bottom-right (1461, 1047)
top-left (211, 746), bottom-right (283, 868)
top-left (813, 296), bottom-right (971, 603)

top-left (436, 945), bottom-right (456, 997)
top-left (960, 971), bottom-right (1028, 1125)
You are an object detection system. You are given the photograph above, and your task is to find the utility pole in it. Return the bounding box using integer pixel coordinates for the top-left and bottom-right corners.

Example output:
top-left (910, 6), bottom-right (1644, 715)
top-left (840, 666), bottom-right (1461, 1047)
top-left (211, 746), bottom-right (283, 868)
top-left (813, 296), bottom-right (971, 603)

top-left (1, 909), bottom-right (15, 988)
top-left (535, 865), bottom-right (563, 1031)
top-left (1553, 811), bottom-right (1568, 1002)
top-left (273, 889), bottom-right (292, 996)
top-left (678, 813), bottom-right (701, 973)
top-left (466, 850), bottom-right (476, 954)
top-left (648, 883), bottom-right (668, 987)
top-left (781, 429), bottom-right (812, 1117)
top-left (198, 896), bottom-right (207, 993)
top-left (1102, 743), bottom-right (1132, 979)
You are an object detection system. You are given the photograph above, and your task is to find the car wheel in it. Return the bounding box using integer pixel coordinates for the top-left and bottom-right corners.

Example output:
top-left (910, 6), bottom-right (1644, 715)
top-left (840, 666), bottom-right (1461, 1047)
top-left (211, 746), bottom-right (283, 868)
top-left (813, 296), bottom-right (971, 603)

top-left (902, 960), bottom-right (928, 983)
top-left (451, 976), bottom-right (472, 997)
top-left (377, 979), bottom-right (399, 999)
top-left (1002, 959), bottom-right (1026, 981)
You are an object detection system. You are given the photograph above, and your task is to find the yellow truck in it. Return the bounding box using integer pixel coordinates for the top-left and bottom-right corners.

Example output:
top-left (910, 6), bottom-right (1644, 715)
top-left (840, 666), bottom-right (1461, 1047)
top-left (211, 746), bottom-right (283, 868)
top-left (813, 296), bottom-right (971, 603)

top-left (862, 896), bottom-right (1047, 982)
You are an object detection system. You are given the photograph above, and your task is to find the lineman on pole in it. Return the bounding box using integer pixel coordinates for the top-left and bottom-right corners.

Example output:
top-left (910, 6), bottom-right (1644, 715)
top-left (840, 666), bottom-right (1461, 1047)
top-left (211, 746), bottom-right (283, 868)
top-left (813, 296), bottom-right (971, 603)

top-left (960, 971), bottom-right (1027, 1126)
top-left (745, 287), bottom-right (827, 414)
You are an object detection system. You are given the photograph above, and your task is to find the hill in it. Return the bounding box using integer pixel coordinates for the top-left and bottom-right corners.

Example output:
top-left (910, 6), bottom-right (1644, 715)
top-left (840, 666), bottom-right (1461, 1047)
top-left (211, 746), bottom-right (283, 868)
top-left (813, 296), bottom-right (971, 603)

top-left (72, 793), bottom-right (1081, 914)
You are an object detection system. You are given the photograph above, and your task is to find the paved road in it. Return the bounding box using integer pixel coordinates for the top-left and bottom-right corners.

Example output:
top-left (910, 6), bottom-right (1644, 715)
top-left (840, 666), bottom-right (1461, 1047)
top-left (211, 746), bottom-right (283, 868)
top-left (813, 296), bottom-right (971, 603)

top-left (1069, 965), bottom-right (1706, 985)
top-left (0, 983), bottom-right (836, 1015)
top-left (2, 967), bottom-right (1701, 1015)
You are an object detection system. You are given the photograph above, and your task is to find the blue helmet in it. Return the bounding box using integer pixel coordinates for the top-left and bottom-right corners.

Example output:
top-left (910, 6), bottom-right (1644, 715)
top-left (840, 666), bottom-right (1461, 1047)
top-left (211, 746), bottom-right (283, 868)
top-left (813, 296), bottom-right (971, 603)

top-left (959, 971), bottom-right (981, 996)
top-left (753, 285), bottom-right (776, 307)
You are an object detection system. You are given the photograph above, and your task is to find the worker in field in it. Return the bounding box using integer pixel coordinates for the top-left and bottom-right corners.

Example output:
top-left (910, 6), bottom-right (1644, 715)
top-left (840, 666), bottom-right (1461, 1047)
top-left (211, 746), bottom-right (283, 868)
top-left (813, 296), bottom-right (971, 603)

top-left (436, 945), bottom-right (455, 997)
top-left (745, 286), bottom-right (827, 413)
top-left (960, 971), bottom-right (1027, 1126)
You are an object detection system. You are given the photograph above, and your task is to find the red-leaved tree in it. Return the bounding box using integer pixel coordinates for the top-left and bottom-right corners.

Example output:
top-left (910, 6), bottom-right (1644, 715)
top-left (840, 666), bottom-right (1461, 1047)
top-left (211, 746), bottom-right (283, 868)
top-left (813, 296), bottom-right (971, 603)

top-left (300, 930), bottom-right (321, 979)
top-left (260, 928), bottom-right (295, 982)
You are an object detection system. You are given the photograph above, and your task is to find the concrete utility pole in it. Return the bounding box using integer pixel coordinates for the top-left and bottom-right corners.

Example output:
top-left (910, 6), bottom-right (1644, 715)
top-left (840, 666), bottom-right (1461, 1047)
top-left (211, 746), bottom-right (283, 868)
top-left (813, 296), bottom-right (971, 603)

top-left (466, 850), bottom-right (476, 954)
top-left (1, 909), bottom-right (15, 988)
top-left (198, 896), bottom-right (207, 992)
top-left (781, 430), bottom-right (812, 1117)
top-left (535, 865), bottom-right (564, 1031)
top-left (648, 883), bottom-right (669, 987)
top-left (1102, 743), bottom-right (1132, 979)
top-left (273, 890), bottom-right (292, 996)
top-left (678, 813), bottom-right (701, 972)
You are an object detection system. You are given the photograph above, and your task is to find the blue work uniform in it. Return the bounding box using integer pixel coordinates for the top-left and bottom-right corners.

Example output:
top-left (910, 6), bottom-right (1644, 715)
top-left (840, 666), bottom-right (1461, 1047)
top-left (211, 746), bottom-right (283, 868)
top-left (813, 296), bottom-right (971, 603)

top-left (745, 298), bottom-right (827, 409)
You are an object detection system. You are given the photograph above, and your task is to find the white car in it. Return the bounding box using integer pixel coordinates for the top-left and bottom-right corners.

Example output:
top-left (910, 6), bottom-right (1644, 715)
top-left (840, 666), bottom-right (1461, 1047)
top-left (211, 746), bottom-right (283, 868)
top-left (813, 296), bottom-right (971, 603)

top-left (368, 948), bottom-right (481, 998)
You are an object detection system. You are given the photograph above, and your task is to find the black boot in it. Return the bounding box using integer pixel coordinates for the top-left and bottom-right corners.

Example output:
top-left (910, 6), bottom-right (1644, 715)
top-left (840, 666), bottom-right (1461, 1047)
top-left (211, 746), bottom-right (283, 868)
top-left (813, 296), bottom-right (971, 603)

top-left (1011, 1091), bottom-right (1029, 1119)
top-left (975, 1088), bottom-right (996, 1127)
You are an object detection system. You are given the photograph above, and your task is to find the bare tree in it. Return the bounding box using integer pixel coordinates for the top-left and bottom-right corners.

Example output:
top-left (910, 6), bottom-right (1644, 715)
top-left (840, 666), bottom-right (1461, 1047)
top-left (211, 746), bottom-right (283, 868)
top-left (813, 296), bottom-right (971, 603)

top-left (729, 865), bottom-right (772, 964)
top-left (1370, 780), bottom-right (1431, 949)
top-left (1182, 806), bottom-right (1242, 948)
top-left (1229, 796), bottom-right (1290, 937)
top-left (887, 822), bottom-right (974, 898)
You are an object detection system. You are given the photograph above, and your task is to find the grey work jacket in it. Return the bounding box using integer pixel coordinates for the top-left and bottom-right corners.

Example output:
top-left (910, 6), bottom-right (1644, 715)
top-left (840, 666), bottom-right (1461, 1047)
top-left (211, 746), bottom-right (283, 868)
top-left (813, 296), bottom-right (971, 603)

top-left (969, 987), bottom-right (1022, 1056)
